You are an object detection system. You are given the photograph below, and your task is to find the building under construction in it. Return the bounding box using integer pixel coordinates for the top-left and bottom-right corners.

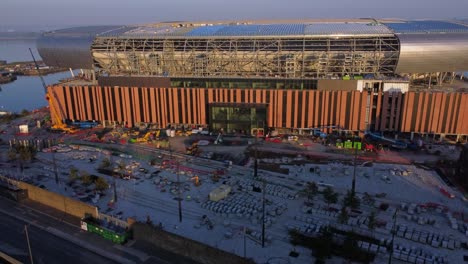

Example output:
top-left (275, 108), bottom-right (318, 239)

top-left (37, 19), bottom-right (468, 138)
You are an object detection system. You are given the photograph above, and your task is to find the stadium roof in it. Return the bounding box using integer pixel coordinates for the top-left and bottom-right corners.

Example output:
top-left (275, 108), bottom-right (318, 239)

top-left (93, 19), bottom-right (468, 38)
top-left (384, 21), bottom-right (468, 34)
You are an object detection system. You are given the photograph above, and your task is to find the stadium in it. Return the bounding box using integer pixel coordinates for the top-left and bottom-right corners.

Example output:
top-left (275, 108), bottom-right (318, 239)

top-left (37, 19), bottom-right (468, 139)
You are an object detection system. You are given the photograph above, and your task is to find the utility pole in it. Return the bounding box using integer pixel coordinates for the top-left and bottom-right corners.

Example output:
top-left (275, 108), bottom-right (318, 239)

top-left (177, 160), bottom-right (182, 223)
top-left (388, 209), bottom-right (398, 264)
top-left (351, 143), bottom-right (357, 196)
top-left (252, 124), bottom-right (265, 248)
top-left (170, 142), bottom-right (182, 223)
top-left (261, 179), bottom-right (266, 248)
top-left (52, 150), bottom-right (59, 184)
top-left (109, 153), bottom-right (117, 203)
top-left (24, 225), bottom-right (34, 264)
top-left (243, 226), bottom-right (247, 258)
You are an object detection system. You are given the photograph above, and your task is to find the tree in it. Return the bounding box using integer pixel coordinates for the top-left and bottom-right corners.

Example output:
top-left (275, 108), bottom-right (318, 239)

top-left (368, 211), bottom-right (377, 232)
top-left (301, 181), bottom-right (318, 202)
top-left (338, 206), bottom-right (349, 224)
top-left (80, 171), bottom-right (93, 186)
top-left (322, 186), bottom-right (338, 206)
top-left (99, 157), bottom-right (111, 170)
top-left (20, 109), bottom-right (30, 116)
top-left (68, 167), bottom-right (79, 184)
top-left (117, 160), bottom-right (127, 179)
top-left (363, 192), bottom-right (375, 206)
top-left (8, 145), bottom-right (36, 175)
top-left (7, 149), bottom-right (17, 162)
top-left (343, 190), bottom-right (361, 209)
top-left (94, 177), bottom-right (109, 191)
top-left (113, 160), bottom-right (127, 202)
top-left (18, 146), bottom-right (33, 162)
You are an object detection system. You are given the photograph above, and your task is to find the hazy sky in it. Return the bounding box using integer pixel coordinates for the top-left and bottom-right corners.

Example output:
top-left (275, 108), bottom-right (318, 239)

top-left (1, 0), bottom-right (468, 31)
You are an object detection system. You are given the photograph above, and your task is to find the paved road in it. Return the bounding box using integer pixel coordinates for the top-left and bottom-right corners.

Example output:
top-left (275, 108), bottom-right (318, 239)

top-left (0, 196), bottom-right (201, 264)
top-left (0, 212), bottom-right (117, 264)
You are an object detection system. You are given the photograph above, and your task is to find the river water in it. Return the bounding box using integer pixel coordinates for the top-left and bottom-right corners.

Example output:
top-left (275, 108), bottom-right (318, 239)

top-left (0, 39), bottom-right (41, 63)
top-left (0, 39), bottom-right (73, 113)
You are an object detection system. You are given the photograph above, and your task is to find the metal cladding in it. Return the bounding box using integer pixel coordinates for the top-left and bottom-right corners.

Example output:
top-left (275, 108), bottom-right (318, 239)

top-left (384, 20), bottom-right (468, 73)
top-left (394, 33), bottom-right (468, 73)
top-left (37, 19), bottom-right (468, 75)
top-left (36, 26), bottom-right (124, 69)
top-left (49, 85), bottom-right (468, 135)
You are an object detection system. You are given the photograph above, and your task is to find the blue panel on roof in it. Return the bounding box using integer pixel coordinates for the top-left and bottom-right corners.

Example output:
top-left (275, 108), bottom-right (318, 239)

top-left (384, 21), bottom-right (468, 33)
top-left (260, 24), bottom-right (305, 35)
top-left (216, 25), bottom-right (261, 36)
top-left (200, 24), bottom-right (306, 36)
top-left (186, 25), bottom-right (225, 36)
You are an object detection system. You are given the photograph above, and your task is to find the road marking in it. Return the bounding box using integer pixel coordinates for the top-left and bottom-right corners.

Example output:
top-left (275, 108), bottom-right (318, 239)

top-left (0, 250), bottom-right (24, 264)
top-left (0, 242), bottom-right (27, 256)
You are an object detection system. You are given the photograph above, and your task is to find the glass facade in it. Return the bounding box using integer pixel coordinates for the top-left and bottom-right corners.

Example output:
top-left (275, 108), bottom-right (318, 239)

top-left (170, 77), bottom-right (317, 90)
top-left (209, 104), bottom-right (267, 134)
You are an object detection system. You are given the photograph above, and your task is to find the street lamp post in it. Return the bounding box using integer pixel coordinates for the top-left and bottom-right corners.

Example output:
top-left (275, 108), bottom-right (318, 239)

top-left (388, 209), bottom-right (399, 264)
top-left (351, 136), bottom-right (372, 195)
top-left (24, 225), bottom-right (34, 264)
top-left (252, 122), bottom-right (266, 248)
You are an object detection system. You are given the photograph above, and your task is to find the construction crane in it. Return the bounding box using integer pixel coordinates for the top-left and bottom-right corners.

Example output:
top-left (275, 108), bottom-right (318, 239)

top-left (29, 48), bottom-right (76, 133)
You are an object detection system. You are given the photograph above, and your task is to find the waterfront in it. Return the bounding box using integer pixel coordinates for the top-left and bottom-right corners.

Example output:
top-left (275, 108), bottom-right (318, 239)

top-left (0, 39), bottom-right (41, 63)
top-left (0, 71), bottom-right (74, 113)
top-left (0, 39), bottom-right (73, 113)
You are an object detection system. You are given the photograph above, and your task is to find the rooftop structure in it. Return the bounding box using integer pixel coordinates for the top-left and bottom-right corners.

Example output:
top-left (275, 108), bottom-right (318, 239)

top-left (38, 19), bottom-right (468, 79)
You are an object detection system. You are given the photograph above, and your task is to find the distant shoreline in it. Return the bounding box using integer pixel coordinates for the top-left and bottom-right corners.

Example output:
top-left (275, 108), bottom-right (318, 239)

top-left (0, 32), bottom-right (40, 40)
top-left (0, 37), bottom-right (38, 40)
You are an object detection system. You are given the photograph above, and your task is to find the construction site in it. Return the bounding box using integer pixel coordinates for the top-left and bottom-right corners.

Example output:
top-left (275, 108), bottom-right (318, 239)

top-left (1, 107), bottom-right (467, 263)
top-left (1, 18), bottom-right (468, 263)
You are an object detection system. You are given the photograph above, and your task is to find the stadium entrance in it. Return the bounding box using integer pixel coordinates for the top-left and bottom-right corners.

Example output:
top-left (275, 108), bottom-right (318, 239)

top-left (208, 103), bottom-right (267, 136)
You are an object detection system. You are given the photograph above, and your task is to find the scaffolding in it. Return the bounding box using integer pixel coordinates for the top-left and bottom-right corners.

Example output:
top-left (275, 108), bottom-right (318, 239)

top-left (91, 35), bottom-right (400, 79)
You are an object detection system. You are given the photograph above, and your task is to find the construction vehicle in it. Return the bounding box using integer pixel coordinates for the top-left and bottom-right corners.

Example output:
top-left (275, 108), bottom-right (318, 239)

top-left (110, 131), bottom-right (122, 138)
top-left (71, 121), bottom-right (99, 129)
top-left (29, 48), bottom-right (76, 134)
top-left (365, 131), bottom-right (407, 149)
top-left (186, 142), bottom-right (199, 155)
top-left (190, 176), bottom-right (201, 186)
top-left (136, 132), bottom-right (152, 143)
top-left (309, 125), bottom-right (338, 138)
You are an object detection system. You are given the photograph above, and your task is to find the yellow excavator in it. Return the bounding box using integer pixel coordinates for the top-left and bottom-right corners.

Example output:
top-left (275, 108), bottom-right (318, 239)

top-left (136, 132), bottom-right (152, 142)
top-left (30, 48), bottom-right (76, 134)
